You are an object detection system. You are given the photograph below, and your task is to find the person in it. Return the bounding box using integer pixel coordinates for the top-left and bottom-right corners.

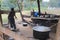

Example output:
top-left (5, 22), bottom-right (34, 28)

top-left (34, 12), bottom-right (39, 17)
top-left (31, 9), bottom-right (39, 17)
top-left (8, 8), bottom-right (17, 31)
top-left (31, 9), bottom-right (34, 16)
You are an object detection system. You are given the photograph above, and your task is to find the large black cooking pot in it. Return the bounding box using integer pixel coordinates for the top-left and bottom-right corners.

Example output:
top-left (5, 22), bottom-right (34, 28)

top-left (32, 26), bottom-right (51, 40)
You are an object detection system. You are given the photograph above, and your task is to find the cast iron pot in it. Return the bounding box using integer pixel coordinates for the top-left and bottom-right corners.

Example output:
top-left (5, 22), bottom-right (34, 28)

top-left (32, 26), bottom-right (51, 40)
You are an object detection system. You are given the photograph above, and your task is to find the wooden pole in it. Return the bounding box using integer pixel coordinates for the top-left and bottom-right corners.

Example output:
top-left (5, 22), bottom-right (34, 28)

top-left (37, 0), bottom-right (41, 16)
top-left (0, 14), bottom-right (3, 26)
top-left (0, 3), bottom-right (3, 26)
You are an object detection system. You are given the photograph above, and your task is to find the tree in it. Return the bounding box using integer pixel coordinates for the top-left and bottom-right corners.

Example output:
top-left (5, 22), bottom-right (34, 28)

top-left (30, 0), bottom-right (42, 15)
top-left (16, 0), bottom-right (24, 11)
top-left (20, 0), bottom-right (24, 11)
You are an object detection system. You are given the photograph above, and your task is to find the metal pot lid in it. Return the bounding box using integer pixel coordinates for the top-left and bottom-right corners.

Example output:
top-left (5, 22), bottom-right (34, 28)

top-left (32, 26), bottom-right (51, 32)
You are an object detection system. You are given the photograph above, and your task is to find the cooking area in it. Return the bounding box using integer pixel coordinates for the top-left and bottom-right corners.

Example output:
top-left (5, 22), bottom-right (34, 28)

top-left (0, 0), bottom-right (60, 40)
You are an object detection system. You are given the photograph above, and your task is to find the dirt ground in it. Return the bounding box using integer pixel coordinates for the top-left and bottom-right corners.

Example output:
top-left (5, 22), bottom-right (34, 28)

top-left (2, 9), bottom-right (60, 40)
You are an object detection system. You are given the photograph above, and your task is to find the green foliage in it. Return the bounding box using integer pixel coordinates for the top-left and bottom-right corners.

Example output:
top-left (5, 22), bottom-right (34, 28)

top-left (0, 0), bottom-right (43, 10)
top-left (8, 0), bottom-right (17, 8)
top-left (30, 0), bottom-right (36, 1)
top-left (0, 0), bottom-right (2, 9)
top-left (49, 0), bottom-right (60, 7)
top-left (0, 0), bottom-right (18, 10)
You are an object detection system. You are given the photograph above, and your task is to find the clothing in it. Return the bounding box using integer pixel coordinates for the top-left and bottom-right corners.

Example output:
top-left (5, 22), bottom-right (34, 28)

top-left (31, 12), bottom-right (39, 17)
top-left (34, 12), bottom-right (39, 17)
top-left (8, 11), bottom-right (15, 18)
top-left (8, 11), bottom-right (16, 29)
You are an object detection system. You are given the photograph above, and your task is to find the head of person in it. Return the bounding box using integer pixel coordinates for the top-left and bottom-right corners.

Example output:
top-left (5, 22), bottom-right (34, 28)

top-left (11, 8), bottom-right (14, 11)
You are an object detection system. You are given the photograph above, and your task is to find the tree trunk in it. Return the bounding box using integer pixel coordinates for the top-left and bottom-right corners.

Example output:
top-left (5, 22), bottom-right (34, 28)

top-left (37, 0), bottom-right (41, 16)
top-left (17, 0), bottom-right (24, 21)
top-left (21, 0), bottom-right (24, 11)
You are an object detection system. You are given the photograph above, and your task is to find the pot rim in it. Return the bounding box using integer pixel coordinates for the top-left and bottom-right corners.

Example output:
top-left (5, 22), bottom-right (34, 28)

top-left (32, 26), bottom-right (51, 32)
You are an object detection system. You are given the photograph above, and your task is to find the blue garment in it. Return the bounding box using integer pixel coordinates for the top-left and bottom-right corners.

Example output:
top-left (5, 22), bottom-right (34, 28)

top-left (34, 12), bottom-right (39, 17)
